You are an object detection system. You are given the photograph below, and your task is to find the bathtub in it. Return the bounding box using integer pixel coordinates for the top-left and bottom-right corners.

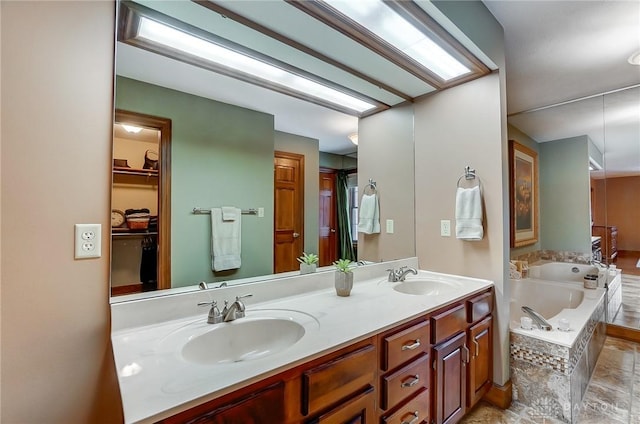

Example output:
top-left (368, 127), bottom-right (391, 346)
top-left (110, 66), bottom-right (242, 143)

top-left (510, 277), bottom-right (604, 346)
top-left (510, 262), bottom-right (607, 422)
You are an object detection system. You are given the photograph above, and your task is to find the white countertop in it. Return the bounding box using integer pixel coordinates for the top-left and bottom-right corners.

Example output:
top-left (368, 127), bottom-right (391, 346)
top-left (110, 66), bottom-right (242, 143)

top-left (111, 261), bottom-right (493, 423)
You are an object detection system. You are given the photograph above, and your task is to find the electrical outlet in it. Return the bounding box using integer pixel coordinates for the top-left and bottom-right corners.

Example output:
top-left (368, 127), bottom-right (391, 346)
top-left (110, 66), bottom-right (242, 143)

top-left (440, 220), bottom-right (451, 237)
top-left (75, 224), bottom-right (101, 259)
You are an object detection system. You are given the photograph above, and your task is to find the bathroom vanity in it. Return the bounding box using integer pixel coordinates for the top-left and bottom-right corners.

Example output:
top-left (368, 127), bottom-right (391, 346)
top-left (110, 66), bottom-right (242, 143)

top-left (110, 259), bottom-right (494, 423)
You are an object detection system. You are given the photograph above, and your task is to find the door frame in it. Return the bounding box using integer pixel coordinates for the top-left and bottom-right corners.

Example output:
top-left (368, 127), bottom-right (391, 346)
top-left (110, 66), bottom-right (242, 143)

top-left (114, 109), bottom-right (172, 290)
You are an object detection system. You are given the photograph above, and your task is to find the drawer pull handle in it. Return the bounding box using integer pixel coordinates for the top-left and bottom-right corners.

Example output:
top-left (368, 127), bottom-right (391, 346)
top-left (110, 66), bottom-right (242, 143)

top-left (401, 339), bottom-right (420, 351)
top-left (401, 375), bottom-right (420, 388)
top-left (473, 339), bottom-right (480, 357)
top-left (401, 411), bottom-right (420, 424)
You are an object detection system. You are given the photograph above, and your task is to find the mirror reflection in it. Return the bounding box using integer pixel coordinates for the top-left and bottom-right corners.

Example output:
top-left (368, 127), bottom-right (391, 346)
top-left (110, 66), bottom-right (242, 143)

top-left (508, 85), bottom-right (640, 330)
top-left (111, 5), bottom-right (363, 297)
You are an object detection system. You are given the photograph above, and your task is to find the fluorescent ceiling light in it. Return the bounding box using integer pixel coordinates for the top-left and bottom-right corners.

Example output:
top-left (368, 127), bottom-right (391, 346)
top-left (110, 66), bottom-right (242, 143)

top-left (136, 17), bottom-right (377, 114)
top-left (122, 124), bottom-right (143, 133)
top-left (589, 157), bottom-right (602, 171)
top-left (324, 0), bottom-right (470, 81)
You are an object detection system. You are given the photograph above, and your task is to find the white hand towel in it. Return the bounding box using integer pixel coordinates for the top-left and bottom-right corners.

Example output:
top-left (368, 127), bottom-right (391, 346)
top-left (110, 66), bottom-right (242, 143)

top-left (358, 193), bottom-right (380, 234)
top-left (211, 207), bottom-right (241, 271)
top-left (221, 206), bottom-right (237, 221)
top-left (455, 186), bottom-right (484, 240)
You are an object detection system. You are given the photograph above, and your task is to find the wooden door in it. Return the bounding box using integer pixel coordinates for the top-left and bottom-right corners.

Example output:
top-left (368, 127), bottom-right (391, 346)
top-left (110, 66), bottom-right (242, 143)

top-left (432, 332), bottom-right (467, 424)
top-left (274, 152), bottom-right (304, 273)
top-left (319, 169), bottom-right (338, 266)
top-left (467, 316), bottom-right (492, 408)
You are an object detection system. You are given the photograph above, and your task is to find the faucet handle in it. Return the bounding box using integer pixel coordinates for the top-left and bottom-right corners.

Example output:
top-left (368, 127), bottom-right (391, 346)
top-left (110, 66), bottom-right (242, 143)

top-left (236, 294), bottom-right (253, 301)
top-left (234, 294), bottom-right (253, 318)
top-left (386, 268), bottom-right (398, 282)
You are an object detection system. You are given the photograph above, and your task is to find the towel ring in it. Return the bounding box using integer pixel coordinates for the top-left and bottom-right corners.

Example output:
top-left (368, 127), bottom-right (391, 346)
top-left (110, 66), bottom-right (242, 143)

top-left (456, 166), bottom-right (481, 189)
top-left (364, 178), bottom-right (377, 195)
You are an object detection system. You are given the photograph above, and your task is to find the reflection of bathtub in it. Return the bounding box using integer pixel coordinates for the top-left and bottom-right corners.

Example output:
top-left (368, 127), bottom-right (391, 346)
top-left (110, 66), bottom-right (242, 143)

top-left (509, 264), bottom-right (607, 423)
top-left (528, 262), bottom-right (598, 283)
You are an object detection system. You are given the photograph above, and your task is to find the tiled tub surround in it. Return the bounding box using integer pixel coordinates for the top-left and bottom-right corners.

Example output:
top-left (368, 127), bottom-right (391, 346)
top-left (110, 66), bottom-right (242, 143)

top-left (512, 250), bottom-right (593, 265)
top-left (110, 258), bottom-right (495, 423)
top-left (509, 276), bottom-right (607, 423)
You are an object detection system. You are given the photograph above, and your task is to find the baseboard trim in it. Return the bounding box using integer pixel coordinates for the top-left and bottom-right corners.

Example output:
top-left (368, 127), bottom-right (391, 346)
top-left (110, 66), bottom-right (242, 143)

top-left (482, 380), bottom-right (512, 409)
top-left (607, 323), bottom-right (640, 343)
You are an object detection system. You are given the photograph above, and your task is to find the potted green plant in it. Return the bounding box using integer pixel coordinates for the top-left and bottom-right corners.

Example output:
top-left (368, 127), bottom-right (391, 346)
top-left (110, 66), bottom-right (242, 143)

top-left (297, 252), bottom-right (319, 275)
top-left (333, 258), bottom-right (355, 296)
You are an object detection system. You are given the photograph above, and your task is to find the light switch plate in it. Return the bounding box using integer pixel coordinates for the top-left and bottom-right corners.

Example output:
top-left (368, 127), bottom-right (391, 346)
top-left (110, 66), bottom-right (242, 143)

top-left (386, 219), bottom-right (394, 234)
top-left (75, 224), bottom-right (101, 259)
top-left (440, 220), bottom-right (451, 237)
top-left (258, 207), bottom-right (265, 218)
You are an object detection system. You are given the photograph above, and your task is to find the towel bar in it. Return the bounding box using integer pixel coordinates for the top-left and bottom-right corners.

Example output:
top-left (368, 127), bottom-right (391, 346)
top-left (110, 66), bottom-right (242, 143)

top-left (192, 208), bottom-right (258, 215)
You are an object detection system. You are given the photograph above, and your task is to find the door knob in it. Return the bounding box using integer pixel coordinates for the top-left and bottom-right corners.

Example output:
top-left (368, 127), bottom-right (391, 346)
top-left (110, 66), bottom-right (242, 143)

top-left (330, 228), bottom-right (336, 233)
top-left (293, 232), bottom-right (300, 238)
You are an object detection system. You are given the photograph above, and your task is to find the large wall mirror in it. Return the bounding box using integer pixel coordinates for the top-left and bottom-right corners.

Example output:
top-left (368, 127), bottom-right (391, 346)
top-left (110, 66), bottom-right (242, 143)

top-left (109, 1), bottom-right (426, 299)
top-left (508, 84), bottom-right (640, 330)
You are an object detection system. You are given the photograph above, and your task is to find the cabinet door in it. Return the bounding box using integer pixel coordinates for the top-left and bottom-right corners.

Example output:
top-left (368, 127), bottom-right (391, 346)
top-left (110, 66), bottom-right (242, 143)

top-left (432, 332), bottom-right (467, 424)
top-left (170, 382), bottom-right (284, 424)
top-left (467, 316), bottom-right (493, 408)
top-left (308, 386), bottom-right (375, 424)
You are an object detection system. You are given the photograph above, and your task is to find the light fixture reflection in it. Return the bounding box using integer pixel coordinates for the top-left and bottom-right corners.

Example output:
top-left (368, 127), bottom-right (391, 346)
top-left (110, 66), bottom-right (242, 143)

top-left (348, 133), bottom-right (359, 145)
top-left (122, 124), bottom-right (143, 134)
top-left (136, 17), bottom-right (377, 114)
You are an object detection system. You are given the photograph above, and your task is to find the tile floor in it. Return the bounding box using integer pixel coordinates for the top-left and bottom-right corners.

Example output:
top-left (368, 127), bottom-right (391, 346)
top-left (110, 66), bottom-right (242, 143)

top-left (461, 337), bottom-right (640, 424)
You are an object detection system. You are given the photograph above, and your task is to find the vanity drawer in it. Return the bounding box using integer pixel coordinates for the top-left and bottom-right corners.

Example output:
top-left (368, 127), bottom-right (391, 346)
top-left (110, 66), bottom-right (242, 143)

top-left (466, 291), bottom-right (493, 324)
top-left (381, 388), bottom-right (430, 424)
top-left (381, 352), bottom-right (429, 410)
top-left (302, 343), bottom-right (376, 416)
top-left (431, 304), bottom-right (466, 345)
top-left (382, 320), bottom-right (430, 371)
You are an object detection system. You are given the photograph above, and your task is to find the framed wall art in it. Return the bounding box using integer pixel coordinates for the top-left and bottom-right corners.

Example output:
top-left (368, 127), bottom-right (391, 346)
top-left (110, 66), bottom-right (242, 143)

top-left (509, 140), bottom-right (539, 247)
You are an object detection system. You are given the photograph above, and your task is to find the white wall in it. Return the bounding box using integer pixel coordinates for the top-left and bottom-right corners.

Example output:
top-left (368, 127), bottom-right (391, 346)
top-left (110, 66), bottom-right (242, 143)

top-left (358, 103), bottom-right (416, 262)
top-left (414, 73), bottom-right (509, 384)
top-left (1, 2), bottom-right (122, 422)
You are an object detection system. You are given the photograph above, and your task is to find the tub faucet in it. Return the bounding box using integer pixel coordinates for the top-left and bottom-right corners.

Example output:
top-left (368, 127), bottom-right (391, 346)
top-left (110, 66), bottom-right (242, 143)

top-left (521, 306), bottom-right (552, 331)
top-left (222, 294), bottom-right (253, 322)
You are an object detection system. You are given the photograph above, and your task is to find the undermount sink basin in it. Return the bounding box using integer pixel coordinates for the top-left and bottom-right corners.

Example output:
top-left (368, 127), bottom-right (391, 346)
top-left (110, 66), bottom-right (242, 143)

top-left (393, 278), bottom-right (465, 296)
top-left (181, 317), bottom-right (306, 365)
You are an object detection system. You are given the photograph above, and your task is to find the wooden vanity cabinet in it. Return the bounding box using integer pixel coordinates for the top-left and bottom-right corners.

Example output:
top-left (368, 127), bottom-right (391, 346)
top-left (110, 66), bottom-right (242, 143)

top-left (465, 291), bottom-right (493, 410)
top-left (160, 381), bottom-right (285, 424)
top-left (430, 289), bottom-right (494, 424)
top-left (160, 289), bottom-right (494, 424)
top-left (379, 318), bottom-right (431, 424)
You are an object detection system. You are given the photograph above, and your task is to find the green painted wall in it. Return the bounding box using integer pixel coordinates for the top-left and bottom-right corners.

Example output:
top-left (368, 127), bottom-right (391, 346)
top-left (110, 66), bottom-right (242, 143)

top-left (540, 135), bottom-right (591, 253)
top-left (115, 77), bottom-right (274, 287)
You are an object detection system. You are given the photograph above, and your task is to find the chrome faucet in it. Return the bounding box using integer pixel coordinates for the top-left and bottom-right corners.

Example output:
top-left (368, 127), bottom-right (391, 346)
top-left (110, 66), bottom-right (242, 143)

top-left (521, 306), bottom-right (552, 331)
top-left (222, 294), bottom-right (253, 322)
top-left (397, 267), bottom-right (418, 281)
top-left (387, 266), bottom-right (418, 282)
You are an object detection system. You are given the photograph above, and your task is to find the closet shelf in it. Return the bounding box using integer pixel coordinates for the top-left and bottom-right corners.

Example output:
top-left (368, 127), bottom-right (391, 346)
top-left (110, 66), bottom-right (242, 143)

top-left (113, 167), bottom-right (158, 177)
top-left (112, 229), bottom-right (158, 237)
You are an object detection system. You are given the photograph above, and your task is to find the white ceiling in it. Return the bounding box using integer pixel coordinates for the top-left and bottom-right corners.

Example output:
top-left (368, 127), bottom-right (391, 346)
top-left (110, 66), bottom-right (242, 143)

top-left (484, 0), bottom-right (640, 176)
